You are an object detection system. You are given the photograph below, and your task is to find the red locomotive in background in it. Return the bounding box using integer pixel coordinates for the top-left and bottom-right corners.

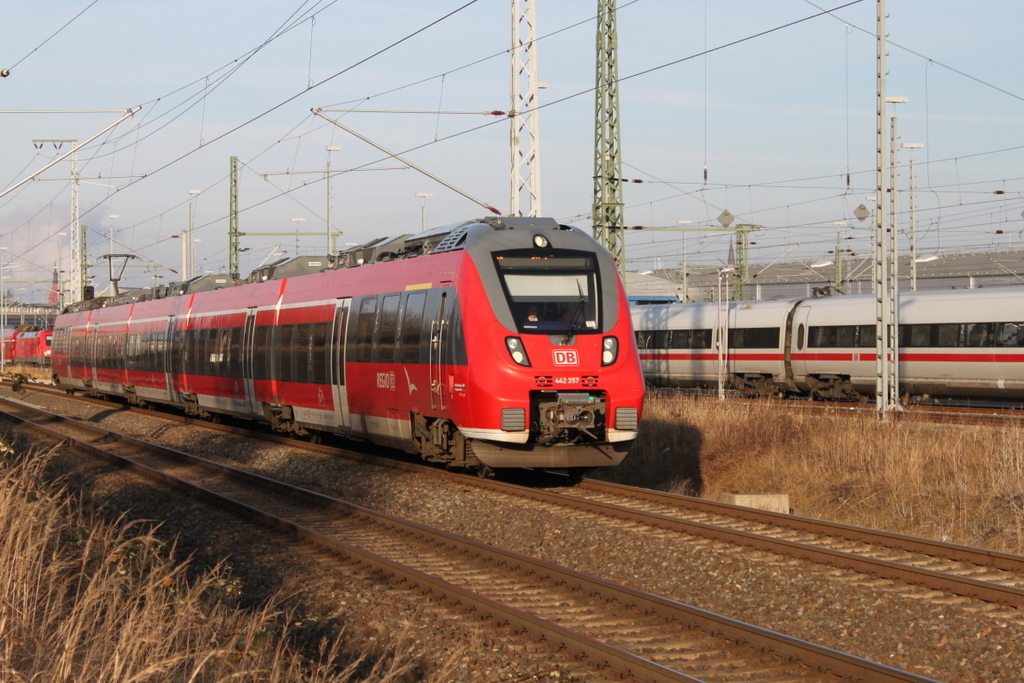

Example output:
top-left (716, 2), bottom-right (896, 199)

top-left (2, 327), bottom-right (54, 369)
top-left (51, 217), bottom-right (645, 473)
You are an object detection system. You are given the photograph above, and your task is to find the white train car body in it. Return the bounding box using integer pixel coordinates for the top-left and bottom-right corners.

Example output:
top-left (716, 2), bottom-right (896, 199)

top-left (633, 287), bottom-right (1024, 400)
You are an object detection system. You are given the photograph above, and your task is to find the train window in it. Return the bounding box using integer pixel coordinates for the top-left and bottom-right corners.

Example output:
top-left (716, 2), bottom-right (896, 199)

top-left (294, 323), bottom-right (312, 384)
top-left (935, 324), bottom-right (958, 347)
top-left (729, 327), bottom-right (779, 349)
top-left (354, 297), bottom-right (377, 362)
top-left (377, 295), bottom-right (401, 364)
top-left (401, 291), bottom-right (426, 363)
top-left (690, 329), bottom-right (712, 349)
top-left (494, 249), bottom-right (600, 335)
top-left (277, 325), bottom-right (294, 382)
top-left (856, 325), bottom-right (874, 347)
top-left (997, 322), bottom-right (1024, 347)
top-left (835, 326), bottom-right (856, 347)
top-left (634, 331), bottom-right (649, 350)
top-left (254, 326), bottom-right (271, 381)
top-left (311, 322), bottom-right (329, 383)
top-left (808, 327), bottom-right (834, 347)
top-left (444, 300), bottom-right (468, 366)
top-left (797, 324), bottom-right (804, 351)
top-left (227, 327), bottom-right (242, 378)
top-left (966, 323), bottom-right (995, 347)
top-left (652, 331), bottom-right (671, 349)
top-left (908, 325), bottom-right (932, 348)
top-left (171, 326), bottom-right (185, 374)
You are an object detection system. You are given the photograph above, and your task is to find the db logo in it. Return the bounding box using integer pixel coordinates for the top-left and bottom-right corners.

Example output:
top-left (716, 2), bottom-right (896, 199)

top-left (552, 349), bottom-right (579, 366)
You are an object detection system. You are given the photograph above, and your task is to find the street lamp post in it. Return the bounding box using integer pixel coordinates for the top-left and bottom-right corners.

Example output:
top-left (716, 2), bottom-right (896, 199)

top-left (901, 142), bottom-right (924, 290)
top-left (677, 220), bottom-right (692, 302)
top-left (188, 190), bottom-right (200, 279)
top-left (108, 214), bottom-right (119, 257)
top-left (415, 193), bottom-right (433, 232)
top-left (291, 218), bottom-right (306, 254)
top-left (327, 146), bottom-right (340, 256)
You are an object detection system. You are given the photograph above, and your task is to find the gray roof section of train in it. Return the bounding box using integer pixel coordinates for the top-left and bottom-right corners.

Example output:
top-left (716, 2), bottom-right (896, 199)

top-left (626, 247), bottom-right (1024, 301)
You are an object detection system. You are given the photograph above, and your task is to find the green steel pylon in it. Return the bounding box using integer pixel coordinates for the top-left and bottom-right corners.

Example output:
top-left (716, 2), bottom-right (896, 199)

top-left (229, 156), bottom-right (240, 279)
top-left (593, 0), bottom-right (624, 276)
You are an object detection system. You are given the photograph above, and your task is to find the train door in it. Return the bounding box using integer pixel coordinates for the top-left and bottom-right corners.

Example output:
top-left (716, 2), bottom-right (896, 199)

top-left (428, 292), bottom-right (448, 411)
top-left (164, 316), bottom-right (180, 401)
top-left (330, 299), bottom-right (352, 429)
top-left (240, 309), bottom-right (261, 415)
top-left (789, 302), bottom-right (811, 384)
top-left (86, 322), bottom-right (99, 386)
top-left (781, 300), bottom-right (804, 391)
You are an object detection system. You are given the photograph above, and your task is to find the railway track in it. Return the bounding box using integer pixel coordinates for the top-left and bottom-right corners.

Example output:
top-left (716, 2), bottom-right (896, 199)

top-left (16, 382), bottom-right (1024, 610)
top-left (15, 383), bottom-right (1024, 611)
top-left (0, 394), bottom-right (935, 683)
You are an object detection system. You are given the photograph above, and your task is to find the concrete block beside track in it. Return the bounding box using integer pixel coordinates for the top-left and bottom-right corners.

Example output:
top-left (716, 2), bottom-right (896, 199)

top-left (720, 493), bottom-right (791, 514)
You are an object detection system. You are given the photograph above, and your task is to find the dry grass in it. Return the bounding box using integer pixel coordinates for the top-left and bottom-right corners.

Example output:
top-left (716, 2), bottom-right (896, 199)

top-left (0, 445), bottom-right (462, 683)
top-left (605, 393), bottom-right (1024, 555)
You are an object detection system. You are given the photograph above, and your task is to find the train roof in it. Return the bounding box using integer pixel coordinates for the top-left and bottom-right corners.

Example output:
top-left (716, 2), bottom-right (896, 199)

top-left (61, 216), bottom-right (586, 314)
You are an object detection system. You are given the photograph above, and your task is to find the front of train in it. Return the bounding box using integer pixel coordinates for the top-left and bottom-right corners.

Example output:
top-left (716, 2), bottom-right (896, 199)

top-left (452, 217), bottom-right (645, 469)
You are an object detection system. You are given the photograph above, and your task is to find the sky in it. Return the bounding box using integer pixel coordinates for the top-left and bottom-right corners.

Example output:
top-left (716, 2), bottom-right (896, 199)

top-left (2, 0), bottom-right (1023, 302)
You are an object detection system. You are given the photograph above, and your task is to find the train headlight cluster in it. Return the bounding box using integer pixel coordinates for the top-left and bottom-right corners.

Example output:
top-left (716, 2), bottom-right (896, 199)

top-left (601, 336), bottom-right (618, 366)
top-left (506, 336), bottom-right (531, 366)
top-left (533, 234), bottom-right (549, 248)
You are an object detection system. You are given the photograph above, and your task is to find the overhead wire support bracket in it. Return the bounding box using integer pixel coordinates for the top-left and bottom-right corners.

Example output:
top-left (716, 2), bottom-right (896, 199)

top-left (0, 107), bottom-right (140, 201)
top-left (312, 109), bottom-right (504, 216)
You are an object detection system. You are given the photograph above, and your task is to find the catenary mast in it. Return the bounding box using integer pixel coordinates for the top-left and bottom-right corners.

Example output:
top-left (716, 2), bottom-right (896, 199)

top-left (593, 0), bottom-right (624, 277)
top-left (510, 0), bottom-right (542, 217)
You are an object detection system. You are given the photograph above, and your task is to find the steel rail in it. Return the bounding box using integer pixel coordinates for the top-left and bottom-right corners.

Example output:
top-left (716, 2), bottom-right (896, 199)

top-left (0, 396), bottom-right (935, 683)
top-left (14, 383), bottom-right (1024, 606)
top-left (575, 478), bottom-right (1024, 573)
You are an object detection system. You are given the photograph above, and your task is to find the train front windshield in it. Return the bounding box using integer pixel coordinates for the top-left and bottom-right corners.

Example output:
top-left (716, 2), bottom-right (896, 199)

top-left (495, 251), bottom-right (600, 334)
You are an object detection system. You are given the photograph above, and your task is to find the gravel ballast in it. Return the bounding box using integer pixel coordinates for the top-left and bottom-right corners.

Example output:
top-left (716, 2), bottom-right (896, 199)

top-left (11, 387), bottom-right (1024, 682)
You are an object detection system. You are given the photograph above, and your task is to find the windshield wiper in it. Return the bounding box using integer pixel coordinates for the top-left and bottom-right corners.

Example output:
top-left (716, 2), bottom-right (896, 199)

top-left (560, 281), bottom-right (587, 345)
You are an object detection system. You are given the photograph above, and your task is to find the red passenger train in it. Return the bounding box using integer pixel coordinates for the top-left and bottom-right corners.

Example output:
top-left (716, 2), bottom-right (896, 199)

top-left (52, 217), bottom-right (645, 472)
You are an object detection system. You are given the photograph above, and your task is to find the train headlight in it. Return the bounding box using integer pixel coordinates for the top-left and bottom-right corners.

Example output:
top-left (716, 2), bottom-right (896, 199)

top-left (505, 336), bottom-right (531, 366)
top-left (533, 234), bottom-right (549, 248)
top-left (601, 336), bottom-right (618, 366)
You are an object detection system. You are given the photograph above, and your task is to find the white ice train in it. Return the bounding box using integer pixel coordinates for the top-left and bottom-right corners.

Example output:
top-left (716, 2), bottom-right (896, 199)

top-left (632, 287), bottom-right (1024, 401)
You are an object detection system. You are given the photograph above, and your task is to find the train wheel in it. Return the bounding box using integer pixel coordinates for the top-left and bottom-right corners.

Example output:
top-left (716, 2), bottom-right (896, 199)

top-left (477, 464), bottom-right (495, 479)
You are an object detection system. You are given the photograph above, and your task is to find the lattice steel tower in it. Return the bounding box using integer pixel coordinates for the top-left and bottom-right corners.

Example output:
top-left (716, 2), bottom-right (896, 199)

top-left (510, 0), bottom-right (542, 217)
top-left (593, 0), bottom-right (624, 275)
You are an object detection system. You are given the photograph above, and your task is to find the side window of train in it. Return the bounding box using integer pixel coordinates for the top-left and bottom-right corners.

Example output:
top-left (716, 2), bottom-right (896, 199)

top-left (445, 299), bottom-right (468, 366)
top-left (691, 329), bottom-right (712, 349)
top-left (293, 323), bottom-right (312, 384)
top-left (354, 297), bottom-right (377, 363)
top-left (634, 331), bottom-right (646, 350)
top-left (227, 326), bottom-right (243, 378)
top-left (377, 295), bottom-right (401, 364)
top-left (311, 322), bottom-right (329, 384)
top-left (965, 322), bottom-right (995, 347)
top-left (277, 325), bottom-right (294, 382)
top-left (253, 326), bottom-right (271, 381)
top-left (652, 331), bottom-right (670, 349)
top-left (856, 325), bottom-right (874, 347)
top-left (797, 324), bottom-right (804, 351)
top-left (997, 322), bottom-right (1024, 347)
top-left (401, 291), bottom-right (427, 364)
top-left (729, 327), bottom-right (780, 349)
